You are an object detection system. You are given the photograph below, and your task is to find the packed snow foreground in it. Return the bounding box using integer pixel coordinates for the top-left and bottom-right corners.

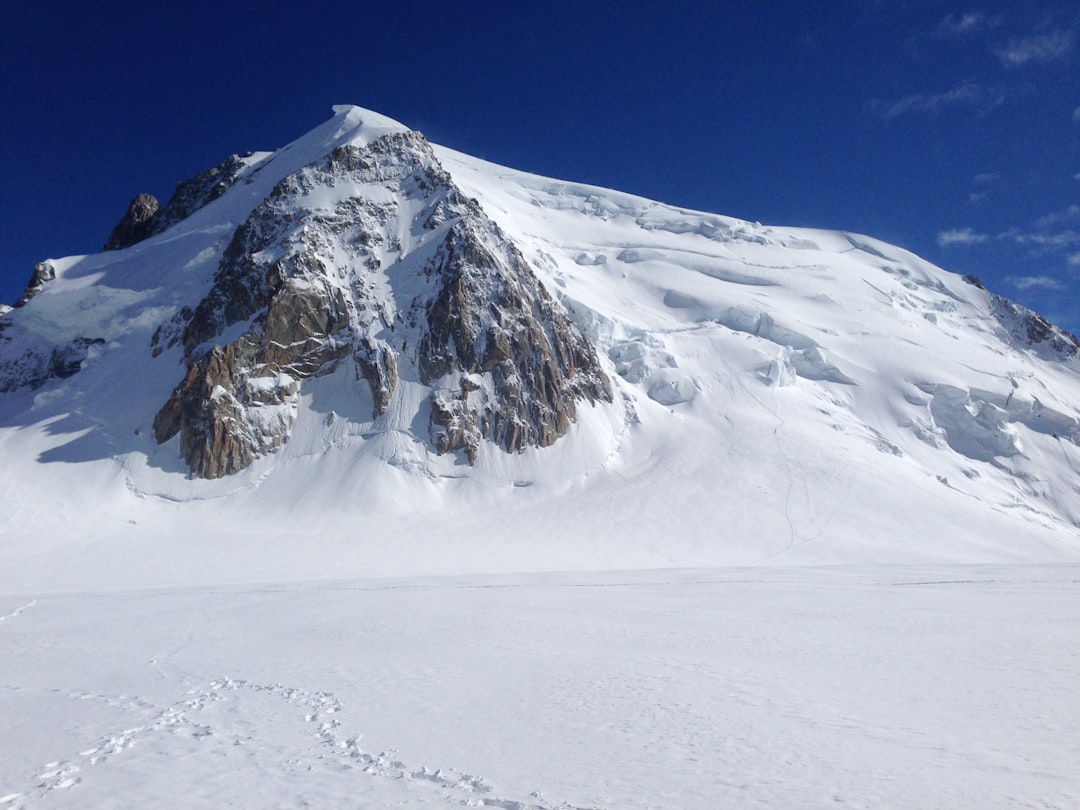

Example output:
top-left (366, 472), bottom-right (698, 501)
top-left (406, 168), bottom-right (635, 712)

top-left (1, 106), bottom-right (1078, 807)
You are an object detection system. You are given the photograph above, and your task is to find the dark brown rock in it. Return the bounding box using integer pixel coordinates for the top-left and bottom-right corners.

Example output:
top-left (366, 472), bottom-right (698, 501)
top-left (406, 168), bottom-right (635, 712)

top-left (103, 155), bottom-right (251, 252)
top-left (356, 339), bottom-right (398, 417)
top-left (418, 219), bottom-right (611, 461)
top-left (103, 194), bottom-right (160, 251)
top-left (991, 296), bottom-right (1079, 360)
top-left (152, 129), bottom-right (610, 478)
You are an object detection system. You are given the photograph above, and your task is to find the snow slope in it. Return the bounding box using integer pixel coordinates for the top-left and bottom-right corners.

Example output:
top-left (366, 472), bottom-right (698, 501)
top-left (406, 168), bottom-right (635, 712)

top-left (1, 105), bottom-right (1078, 590)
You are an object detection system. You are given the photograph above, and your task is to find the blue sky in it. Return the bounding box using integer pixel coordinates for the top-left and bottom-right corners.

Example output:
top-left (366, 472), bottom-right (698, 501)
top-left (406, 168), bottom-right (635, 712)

top-left (2, 1), bottom-right (1078, 330)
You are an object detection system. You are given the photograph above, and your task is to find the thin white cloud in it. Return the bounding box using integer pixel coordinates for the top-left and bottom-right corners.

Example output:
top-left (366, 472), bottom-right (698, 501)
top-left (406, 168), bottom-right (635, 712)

top-left (992, 207), bottom-right (1080, 255)
top-left (1069, 252), bottom-right (1080, 266)
top-left (872, 83), bottom-right (1004, 120)
top-left (938, 227), bottom-right (989, 247)
top-left (969, 172), bottom-right (1000, 201)
top-left (996, 29), bottom-right (1074, 67)
top-left (1002, 229), bottom-right (1080, 248)
top-left (1073, 105), bottom-right (1080, 123)
top-left (934, 12), bottom-right (999, 38)
top-left (942, 214), bottom-right (1080, 254)
top-left (997, 228), bottom-right (1080, 250)
top-left (1035, 205), bottom-right (1080, 229)
top-left (1007, 275), bottom-right (1065, 291)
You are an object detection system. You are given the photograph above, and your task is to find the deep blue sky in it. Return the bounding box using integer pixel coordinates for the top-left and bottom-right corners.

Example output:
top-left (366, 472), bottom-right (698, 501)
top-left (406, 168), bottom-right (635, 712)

top-left (3, 1), bottom-right (1078, 330)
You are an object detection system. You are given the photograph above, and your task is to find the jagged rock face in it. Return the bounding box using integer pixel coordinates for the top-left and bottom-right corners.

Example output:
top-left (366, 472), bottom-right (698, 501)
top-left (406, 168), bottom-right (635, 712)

top-left (1, 154), bottom-right (257, 395)
top-left (14, 262), bottom-right (56, 307)
top-left (103, 155), bottom-right (248, 251)
top-left (419, 218), bottom-right (611, 461)
top-left (152, 341), bottom-right (304, 479)
top-left (153, 131), bottom-right (611, 478)
top-left (991, 295), bottom-right (1079, 360)
top-left (0, 331), bottom-right (105, 394)
top-left (103, 194), bottom-right (160, 251)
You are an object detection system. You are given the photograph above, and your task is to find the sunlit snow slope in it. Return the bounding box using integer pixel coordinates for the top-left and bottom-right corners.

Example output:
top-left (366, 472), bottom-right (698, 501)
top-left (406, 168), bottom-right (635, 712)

top-left (1, 106), bottom-right (1078, 589)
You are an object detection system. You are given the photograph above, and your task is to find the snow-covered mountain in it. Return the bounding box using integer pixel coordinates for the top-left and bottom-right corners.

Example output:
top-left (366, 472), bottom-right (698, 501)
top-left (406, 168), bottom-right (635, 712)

top-left (1, 105), bottom-right (1078, 588)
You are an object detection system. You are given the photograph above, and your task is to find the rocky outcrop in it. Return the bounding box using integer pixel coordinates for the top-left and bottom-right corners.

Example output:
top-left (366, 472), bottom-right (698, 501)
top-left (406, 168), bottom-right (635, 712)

top-left (103, 154), bottom-right (250, 251)
top-left (153, 130), bottom-right (610, 478)
top-left (153, 261), bottom-right (354, 478)
top-left (0, 332), bottom-right (104, 393)
top-left (103, 194), bottom-right (160, 251)
top-left (1, 155), bottom-right (258, 395)
top-left (152, 339), bottom-right (310, 479)
top-left (14, 261), bottom-right (56, 307)
top-left (991, 296), bottom-right (1079, 361)
top-left (1, 261), bottom-right (106, 391)
top-left (418, 218), bottom-right (611, 462)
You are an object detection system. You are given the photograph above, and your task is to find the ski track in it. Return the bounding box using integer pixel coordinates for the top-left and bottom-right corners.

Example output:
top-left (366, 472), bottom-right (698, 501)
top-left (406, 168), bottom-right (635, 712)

top-left (6, 677), bottom-right (602, 810)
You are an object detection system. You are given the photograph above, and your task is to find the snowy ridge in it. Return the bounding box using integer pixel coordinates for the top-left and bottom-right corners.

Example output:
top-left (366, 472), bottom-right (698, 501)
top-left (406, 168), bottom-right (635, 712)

top-left (1, 105), bottom-right (1079, 592)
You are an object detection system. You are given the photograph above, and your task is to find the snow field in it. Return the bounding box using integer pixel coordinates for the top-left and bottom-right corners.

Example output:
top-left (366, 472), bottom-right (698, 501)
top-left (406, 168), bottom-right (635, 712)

top-left (1, 567), bottom-right (1077, 808)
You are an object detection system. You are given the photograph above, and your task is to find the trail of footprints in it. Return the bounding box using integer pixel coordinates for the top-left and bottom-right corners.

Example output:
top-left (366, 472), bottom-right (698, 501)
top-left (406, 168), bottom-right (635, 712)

top-left (7, 677), bottom-right (601, 809)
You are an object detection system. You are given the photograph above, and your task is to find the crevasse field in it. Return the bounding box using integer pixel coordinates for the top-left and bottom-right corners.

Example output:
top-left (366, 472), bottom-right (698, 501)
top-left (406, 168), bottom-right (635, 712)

top-left (2, 108), bottom-right (1080, 807)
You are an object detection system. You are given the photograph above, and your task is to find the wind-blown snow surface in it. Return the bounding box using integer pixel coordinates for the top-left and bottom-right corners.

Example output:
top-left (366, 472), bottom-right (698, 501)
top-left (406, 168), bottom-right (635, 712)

top-left (1, 568), bottom-right (1078, 809)
top-left (2, 107), bottom-right (1080, 806)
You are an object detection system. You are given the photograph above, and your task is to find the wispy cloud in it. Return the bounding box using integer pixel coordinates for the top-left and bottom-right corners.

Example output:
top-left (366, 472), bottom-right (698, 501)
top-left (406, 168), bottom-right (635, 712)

top-left (1035, 205), bottom-right (1080, 229)
top-left (933, 12), bottom-right (1000, 39)
top-left (939, 207), bottom-right (1080, 254)
top-left (1069, 252), bottom-right (1080, 266)
top-left (1073, 105), bottom-right (1080, 123)
top-left (1003, 229), bottom-right (1080, 248)
top-left (997, 206), bottom-right (1080, 252)
top-left (938, 227), bottom-right (989, 247)
top-left (996, 29), bottom-right (1074, 67)
top-left (968, 172), bottom-right (1000, 202)
top-left (871, 83), bottom-right (1004, 120)
top-left (1007, 275), bottom-right (1065, 290)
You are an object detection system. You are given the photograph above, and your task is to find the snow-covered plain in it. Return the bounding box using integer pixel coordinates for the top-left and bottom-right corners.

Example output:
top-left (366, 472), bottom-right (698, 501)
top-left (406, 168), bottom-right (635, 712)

top-left (2, 567), bottom-right (1078, 809)
top-left (2, 106), bottom-right (1080, 806)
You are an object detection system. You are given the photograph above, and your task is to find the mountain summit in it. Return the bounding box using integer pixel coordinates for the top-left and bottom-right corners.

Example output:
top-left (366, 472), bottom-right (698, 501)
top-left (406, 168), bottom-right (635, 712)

top-left (146, 128), bottom-right (611, 478)
top-left (1, 105), bottom-right (1078, 581)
